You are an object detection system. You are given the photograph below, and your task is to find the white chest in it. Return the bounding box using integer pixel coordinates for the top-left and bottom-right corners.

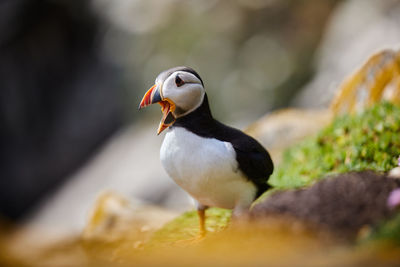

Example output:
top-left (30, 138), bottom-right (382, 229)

top-left (160, 127), bottom-right (256, 209)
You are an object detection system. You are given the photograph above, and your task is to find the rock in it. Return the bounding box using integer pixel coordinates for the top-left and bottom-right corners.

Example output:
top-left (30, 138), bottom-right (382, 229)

top-left (82, 191), bottom-right (177, 242)
top-left (246, 108), bottom-right (332, 163)
top-left (251, 171), bottom-right (400, 240)
top-left (294, 0), bottom-right (400, 108)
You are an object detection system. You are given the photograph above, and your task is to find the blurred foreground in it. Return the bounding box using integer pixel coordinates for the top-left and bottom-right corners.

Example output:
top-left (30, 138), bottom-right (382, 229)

top-left (1, 194), bottom-right (400, 266)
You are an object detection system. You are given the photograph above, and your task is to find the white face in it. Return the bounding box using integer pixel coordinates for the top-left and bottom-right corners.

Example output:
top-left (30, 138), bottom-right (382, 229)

top-left (157, 71), bottom-right (205, 117)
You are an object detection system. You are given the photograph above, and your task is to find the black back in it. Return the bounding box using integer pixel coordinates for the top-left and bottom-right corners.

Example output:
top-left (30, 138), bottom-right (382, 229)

top-left (173, 94), bottom-right (274, 198)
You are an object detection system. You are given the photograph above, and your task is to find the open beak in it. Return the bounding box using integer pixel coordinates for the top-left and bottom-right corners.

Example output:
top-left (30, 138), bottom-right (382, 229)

top-left (139, 84), bottom-right (176, 135)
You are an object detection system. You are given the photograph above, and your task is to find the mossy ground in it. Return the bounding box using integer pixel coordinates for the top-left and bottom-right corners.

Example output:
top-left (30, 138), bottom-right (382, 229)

top-left (269, 102), bottom-right (400, 189)
top-left (151, 102), bottom-right (400, 245)
top-left (147, 208), bottom-right (231, 246)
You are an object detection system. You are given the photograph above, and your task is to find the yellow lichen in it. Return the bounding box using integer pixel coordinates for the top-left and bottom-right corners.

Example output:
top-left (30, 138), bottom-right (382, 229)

top-left (331, 49), bottom-right (400, 114)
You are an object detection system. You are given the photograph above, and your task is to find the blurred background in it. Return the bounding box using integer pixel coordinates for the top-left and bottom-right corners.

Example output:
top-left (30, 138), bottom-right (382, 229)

top-left (1, 0), bottom-right (400, 235)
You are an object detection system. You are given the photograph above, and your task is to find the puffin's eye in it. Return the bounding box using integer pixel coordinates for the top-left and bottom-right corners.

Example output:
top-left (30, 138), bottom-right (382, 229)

top-left (175, 75), bottom-right (184, 87)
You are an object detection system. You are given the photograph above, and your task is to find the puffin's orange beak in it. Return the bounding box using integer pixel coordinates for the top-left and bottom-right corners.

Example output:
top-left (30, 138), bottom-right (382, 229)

top-left (139, 84), bottom-right (176, 135)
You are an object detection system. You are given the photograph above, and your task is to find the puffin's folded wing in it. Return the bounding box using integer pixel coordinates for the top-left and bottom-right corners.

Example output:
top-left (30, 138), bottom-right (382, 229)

top-left (231, 135), bottom-right (274, 187)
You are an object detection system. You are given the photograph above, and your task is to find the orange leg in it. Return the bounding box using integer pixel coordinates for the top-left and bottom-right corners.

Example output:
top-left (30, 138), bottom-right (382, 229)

top-left (197, 209), bottom-right (206, 237)
top-left (197, 205), bottom-right (208, 237)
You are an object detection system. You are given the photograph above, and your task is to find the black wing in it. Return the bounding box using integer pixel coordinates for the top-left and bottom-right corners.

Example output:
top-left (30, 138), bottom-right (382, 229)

top-left (217, 123), bottom-right (274, 197)
top-left (232, 134), bottom-right (273, 186)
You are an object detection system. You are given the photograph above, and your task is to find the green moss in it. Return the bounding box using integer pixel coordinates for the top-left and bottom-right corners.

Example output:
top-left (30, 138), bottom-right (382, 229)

top-left (269, 102), bottom-right (400, 189)
top-left (147, 208), bottom-right (231, 246)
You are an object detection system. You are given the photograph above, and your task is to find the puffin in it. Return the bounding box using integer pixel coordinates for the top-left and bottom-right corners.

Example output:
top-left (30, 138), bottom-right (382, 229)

top-left (139, 66), bottom-right (274, 235)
